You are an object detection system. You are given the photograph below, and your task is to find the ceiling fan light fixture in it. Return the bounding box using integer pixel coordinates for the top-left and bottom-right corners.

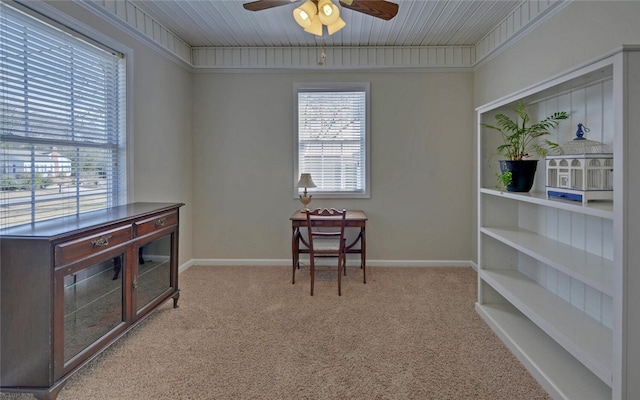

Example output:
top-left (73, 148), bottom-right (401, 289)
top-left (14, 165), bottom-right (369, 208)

top-left (245, 0), bottom-right (399, 35)
top-left (304, 15), bottom-right (324, 36)
top-left (317, 0), bottom-right (340, 25)
top-left (326, 16), bottom-right (346, 35)
top-left (293, 0), bottom-right (318, 28)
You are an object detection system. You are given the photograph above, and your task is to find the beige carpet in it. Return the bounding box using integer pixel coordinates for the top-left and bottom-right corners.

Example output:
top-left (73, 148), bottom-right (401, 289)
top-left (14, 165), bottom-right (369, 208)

top-left (2, 266), bottom-right (550, 400)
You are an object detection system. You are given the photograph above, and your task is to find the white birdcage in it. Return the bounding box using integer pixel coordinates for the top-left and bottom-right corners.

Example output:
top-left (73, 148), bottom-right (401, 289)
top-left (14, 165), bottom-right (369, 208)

top-left (546, 124), bottom-right (613, 203)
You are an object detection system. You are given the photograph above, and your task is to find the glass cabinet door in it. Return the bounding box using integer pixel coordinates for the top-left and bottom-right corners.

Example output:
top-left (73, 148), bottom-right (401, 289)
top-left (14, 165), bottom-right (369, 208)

top-left (63, 254), bottom-right (125, 363)
top-left (136, 233), bottom-right (172, 313)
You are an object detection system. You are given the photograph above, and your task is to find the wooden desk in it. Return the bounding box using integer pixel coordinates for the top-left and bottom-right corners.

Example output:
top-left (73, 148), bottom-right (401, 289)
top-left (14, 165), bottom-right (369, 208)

top-left (290, 209), bottom-right (367, 284)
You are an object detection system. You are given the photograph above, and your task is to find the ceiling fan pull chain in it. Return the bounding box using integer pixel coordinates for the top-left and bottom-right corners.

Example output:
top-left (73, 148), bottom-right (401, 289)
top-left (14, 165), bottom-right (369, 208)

top-left (318, 46), bottom-right (326, 65)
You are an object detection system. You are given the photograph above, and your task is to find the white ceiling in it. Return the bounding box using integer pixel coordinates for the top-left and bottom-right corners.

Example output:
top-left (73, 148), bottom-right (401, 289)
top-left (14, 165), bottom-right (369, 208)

top-left (129, 0), bottom-right (526, 48)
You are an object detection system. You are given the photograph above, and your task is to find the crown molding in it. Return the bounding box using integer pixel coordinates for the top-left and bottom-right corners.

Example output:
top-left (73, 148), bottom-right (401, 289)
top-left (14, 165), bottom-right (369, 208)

top-left (191, 45), bottom-right (475, 71)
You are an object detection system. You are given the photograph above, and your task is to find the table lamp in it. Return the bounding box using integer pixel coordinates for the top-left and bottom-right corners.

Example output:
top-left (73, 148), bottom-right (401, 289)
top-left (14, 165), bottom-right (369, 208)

top-left (296, 173), bottom-right (316, 211)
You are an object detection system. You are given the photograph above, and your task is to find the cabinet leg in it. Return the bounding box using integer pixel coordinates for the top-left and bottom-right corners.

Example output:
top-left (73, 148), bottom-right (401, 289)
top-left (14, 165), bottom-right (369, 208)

top-left (172, 289), bottom-right (180, 308)
top-left (32, 383), bottom-right (65, 400)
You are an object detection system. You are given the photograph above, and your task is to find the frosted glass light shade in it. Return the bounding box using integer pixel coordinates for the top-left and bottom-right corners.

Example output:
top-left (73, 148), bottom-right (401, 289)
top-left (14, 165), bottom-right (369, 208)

top-left (293, 0), bottom-right (318, 28)
top-left (326, 17), bottom-right (346, 35)
top-left (304, 15), bottom-right (323, 36)
top-left (317, 0), bottom-right (340, 25)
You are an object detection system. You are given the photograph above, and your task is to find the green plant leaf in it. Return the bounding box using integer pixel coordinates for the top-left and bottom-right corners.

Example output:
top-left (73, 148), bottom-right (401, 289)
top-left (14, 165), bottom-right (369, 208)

top-left (496, 170), bottom-right (512, 191)
top-left (483, 100), bottom-right (567, 162)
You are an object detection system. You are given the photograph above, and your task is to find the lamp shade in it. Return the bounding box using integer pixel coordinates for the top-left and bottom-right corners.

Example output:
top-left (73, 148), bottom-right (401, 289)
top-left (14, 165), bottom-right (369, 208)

top-left (304, 15), bottom-right (323, 36)
top-left (296, 173), bottom-right (317, 188)
top-left (317, 0), bottom-right (340, 25)
top-left (326, 16), bottom-right (346, 35)
top-left (293, 0), bottom-right (318, 28)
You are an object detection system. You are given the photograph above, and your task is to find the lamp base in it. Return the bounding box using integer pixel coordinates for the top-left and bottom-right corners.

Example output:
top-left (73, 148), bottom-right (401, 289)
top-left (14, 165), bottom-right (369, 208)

top-left (299, 194), bottom-right (312, 212)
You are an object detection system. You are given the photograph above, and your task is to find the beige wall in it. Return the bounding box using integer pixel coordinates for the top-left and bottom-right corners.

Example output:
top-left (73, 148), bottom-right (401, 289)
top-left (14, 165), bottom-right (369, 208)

top-left (41, 1), bottom-right (194, 266)
top-left (131, 51), bottom-right (193, 266)
top-left (44, 1), bottom-right (640, 265)
top-left (37, 1), bottom-right (475, 266)
top-left (192, 71), bottom-right (474, 262)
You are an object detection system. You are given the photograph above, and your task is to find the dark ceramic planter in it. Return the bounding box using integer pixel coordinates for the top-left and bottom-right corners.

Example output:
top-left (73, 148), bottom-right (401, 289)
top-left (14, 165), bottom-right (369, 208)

top-left (499, 160), bottom-right (538, 192)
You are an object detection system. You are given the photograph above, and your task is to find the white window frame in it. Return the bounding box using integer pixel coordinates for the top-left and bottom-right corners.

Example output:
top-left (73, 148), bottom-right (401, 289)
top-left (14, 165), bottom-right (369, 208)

top-left (293, 82), bottom-right (371, 199)
top-left (0, 1), bottom-right (129, 229)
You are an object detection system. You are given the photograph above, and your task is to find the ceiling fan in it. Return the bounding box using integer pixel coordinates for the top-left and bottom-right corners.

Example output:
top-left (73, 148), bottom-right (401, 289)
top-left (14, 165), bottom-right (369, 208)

top-left (243, 0), bottom-right (399, 36)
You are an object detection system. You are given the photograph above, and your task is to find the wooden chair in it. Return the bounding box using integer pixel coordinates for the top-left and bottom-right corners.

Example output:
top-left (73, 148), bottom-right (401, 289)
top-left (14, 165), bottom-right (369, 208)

top-left (306, 208), bottom-right (347, 296)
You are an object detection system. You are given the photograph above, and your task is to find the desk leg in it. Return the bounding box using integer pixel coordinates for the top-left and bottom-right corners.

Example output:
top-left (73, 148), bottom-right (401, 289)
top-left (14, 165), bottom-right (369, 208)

top-left (292, 227), bottom-right (299, 284)
top-left (361, 226), bottom-right (366, 284)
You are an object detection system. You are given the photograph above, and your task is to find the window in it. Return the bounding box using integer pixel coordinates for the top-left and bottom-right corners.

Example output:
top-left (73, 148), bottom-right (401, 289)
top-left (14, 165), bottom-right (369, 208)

top-left (0, 2), bottom-right (126, 229)
top-left (294, 82), bottom-right (370, 198)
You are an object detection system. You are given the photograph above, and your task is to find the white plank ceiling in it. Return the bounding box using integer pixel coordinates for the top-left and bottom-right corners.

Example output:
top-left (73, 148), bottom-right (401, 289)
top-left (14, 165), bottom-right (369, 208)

top-left (128, 0), bottom-right (537, 48)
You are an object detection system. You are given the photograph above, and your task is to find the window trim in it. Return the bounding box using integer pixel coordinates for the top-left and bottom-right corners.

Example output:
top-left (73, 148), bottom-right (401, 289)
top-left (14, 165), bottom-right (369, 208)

top-left (293, 82), bottom-right (371, 199)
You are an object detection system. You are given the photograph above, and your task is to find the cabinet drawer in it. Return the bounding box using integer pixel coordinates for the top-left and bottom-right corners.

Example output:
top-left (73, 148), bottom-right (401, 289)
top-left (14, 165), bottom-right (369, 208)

top-left (55, 226), bottom-right (132, 266)
top-left (134, 211), bottom-right (177, 237)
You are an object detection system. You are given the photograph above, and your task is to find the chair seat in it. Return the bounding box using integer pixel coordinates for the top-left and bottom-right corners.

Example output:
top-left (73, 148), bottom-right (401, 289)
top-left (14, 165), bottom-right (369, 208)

top-left (312, 237), bottom-right (342, 252)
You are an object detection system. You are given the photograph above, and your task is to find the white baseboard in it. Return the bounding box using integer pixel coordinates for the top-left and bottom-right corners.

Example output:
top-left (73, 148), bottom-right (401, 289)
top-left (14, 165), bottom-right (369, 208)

top-left (367, 259), bottom-right (474, 268)
top-left (180, 258), bottom-right (475, 273)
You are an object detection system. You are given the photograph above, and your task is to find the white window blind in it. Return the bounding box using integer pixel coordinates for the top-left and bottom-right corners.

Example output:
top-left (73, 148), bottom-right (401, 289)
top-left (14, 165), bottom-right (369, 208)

top-left (0, 3), bottom-right (126, 229)
top-left (295, 83), bottom-right (369, 197)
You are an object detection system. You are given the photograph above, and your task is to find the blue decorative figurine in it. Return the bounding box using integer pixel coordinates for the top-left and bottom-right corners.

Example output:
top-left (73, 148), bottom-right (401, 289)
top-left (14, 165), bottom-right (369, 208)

top-left (574, 123), bottom-right (589, 140)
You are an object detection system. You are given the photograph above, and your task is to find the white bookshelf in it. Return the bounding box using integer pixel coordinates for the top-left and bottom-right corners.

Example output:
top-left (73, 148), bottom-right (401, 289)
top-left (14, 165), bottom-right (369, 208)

top-left (476, 46), bottom-right (640, 399)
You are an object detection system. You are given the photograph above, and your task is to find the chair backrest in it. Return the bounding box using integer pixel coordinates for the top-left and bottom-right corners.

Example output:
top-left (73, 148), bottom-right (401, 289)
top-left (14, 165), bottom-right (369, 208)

top-left (305, 208), bottom-right (347, 252)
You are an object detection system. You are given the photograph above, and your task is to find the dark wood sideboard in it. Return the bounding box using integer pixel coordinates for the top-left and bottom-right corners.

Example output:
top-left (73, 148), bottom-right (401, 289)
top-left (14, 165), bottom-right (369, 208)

top-left (0, 202), bottom-right (184, 399)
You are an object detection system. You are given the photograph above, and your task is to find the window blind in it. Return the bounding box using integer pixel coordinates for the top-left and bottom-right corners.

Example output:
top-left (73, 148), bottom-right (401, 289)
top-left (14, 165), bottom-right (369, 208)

top-left (0, 3), bottom-right (126, 229)
top-left (297, 87), bottom-right (367, 195)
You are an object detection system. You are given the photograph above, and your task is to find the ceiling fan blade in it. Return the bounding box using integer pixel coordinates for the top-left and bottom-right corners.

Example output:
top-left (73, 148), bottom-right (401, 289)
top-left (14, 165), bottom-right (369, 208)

top-left (339, 0), bottom-right (399, 21)
top-left (243, 0), bottom-right (300, 12)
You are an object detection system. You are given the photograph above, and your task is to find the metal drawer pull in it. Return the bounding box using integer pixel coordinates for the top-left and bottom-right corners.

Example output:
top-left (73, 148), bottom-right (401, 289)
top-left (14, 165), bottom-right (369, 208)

top-left (154, 218), bottom-right (166, 226)
top-left (90, 235), bottom-right (112, 247)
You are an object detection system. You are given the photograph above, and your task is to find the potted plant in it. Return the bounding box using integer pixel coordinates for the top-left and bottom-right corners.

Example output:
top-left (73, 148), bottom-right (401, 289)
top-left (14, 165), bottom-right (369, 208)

top-left (482, 100), bottom-right (568, 192)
